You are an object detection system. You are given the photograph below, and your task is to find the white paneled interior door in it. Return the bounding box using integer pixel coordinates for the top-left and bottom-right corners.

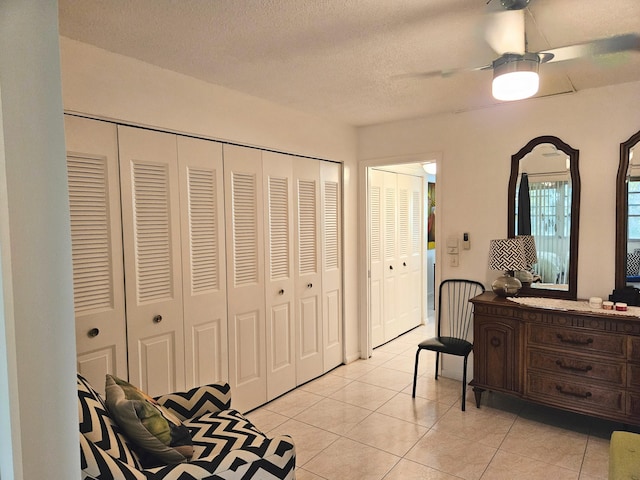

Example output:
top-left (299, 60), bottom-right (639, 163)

top-left (177, 136), bottom-right (228, 389)
top-left (118, 126), bottom-right (185, 397)
top-left (224, 144), bottom-right (266, 412)
top-left (294, 158), bottom-right (324, 384)
top-left (262, 152), bottom-right (296, 399)
top-left (321, 162), bottom-right (343, 371)
top-left (65, 115), bottom-right (127, 394)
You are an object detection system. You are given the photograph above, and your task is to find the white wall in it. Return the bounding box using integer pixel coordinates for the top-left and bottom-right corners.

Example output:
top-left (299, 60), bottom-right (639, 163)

top-left (358, 81), bottom-right (640, 300)
top-left (0, 2), bottom-right (78, 479)
top-left (59, 37), bottom-right (361, 362)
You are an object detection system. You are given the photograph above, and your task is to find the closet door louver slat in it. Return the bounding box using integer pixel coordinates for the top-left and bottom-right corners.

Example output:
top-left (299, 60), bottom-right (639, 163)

top-left (297, 179), bottom-right (317, 275)
top-left (133, 162), bottom-right (173, 303)
top-left (268, 176), bottom-right (290, 281)
top-left (68, 154), bottom-right (114, 313)
top-left (232, 172), bottom-right (259, 287)
top-left (323, 181), bottom-right (339, 271)
top-left (370, 185), bottom-right (381, 262)
top-left (188, 168), bottom-right (219, 294)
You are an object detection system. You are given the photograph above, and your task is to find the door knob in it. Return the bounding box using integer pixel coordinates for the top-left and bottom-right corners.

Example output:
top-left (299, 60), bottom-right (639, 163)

top-left (87, 328), bottom-right (100, 338)
top-left (389, 265), bottom-right (393, 270)
top-left (279, 289), bottom-right (285, 295)
top-left (403, 262), bottom-right (407, 267)
top-left (153, 315), bottom-right (163, 324)
top-left (307, 283), bottom-right (313, 289)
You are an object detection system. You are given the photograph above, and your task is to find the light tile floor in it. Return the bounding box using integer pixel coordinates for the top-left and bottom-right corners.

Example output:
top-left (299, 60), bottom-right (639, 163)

top-left (246, 323), bottom-right (625, 480)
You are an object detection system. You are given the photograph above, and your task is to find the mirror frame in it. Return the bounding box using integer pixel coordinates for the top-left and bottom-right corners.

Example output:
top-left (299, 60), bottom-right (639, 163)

top-left (507, 135), bottom-right (580, 300)
top-left (615, 129), bottom-right (640, 290)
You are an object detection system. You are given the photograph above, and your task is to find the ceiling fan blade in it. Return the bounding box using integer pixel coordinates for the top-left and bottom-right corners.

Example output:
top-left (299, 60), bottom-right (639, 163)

top-left (395, 63), bottom-right (492, 80)
top-left (538, 33), bottom-right (640, 64)
top-left (484, 8), bottom-right (526, 55)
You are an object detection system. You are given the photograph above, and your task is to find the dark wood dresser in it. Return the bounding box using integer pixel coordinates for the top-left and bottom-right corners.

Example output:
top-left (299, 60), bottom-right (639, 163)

top-left (470, 292), bottom-right (640, 425)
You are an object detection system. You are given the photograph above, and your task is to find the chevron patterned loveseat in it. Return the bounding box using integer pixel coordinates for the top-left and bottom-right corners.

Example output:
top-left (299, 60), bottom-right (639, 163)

top-left (78, 374), bottom-right (296, 479)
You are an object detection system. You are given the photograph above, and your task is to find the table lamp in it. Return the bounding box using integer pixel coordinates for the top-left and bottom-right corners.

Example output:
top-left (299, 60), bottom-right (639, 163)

top-left (488, 237), bottom-right (527, 296)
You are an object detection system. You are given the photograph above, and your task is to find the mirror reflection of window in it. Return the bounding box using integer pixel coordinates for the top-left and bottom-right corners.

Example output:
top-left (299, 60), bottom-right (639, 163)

top-left (626, 176), bottom-right (640, 284)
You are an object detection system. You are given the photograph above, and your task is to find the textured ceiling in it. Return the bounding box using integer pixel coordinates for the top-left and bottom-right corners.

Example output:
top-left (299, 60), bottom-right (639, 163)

top-left (58, 0), bottom-right (640, 127)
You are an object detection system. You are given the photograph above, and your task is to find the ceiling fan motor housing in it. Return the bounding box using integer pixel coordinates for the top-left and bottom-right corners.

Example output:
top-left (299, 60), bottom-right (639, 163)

top-left (493, 52), bottom-right (540, 75)
top-left (499, 0), bottom-right (531, 10)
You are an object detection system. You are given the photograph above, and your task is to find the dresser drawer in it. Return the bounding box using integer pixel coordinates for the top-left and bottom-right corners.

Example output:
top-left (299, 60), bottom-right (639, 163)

top-left (528, 349), bottom-right (625, 385)
top-left (527, 373), bottom-right (625, 414)
top-left (528, 325), bottom-right (626, 357)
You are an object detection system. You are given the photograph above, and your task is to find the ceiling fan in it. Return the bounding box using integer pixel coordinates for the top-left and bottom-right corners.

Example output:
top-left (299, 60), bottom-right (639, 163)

top-left (413, 0), bottom-right (640, 101)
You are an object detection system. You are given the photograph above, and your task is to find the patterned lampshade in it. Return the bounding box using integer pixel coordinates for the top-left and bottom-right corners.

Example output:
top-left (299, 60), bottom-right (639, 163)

top-left (517, 234), bottom-right (538, 266)
top-left (488, 238), bottom-right (527, 271)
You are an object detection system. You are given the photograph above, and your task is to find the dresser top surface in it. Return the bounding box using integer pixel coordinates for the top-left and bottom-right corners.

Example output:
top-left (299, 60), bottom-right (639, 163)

top-left (471, 292), bottom-right (640, 322)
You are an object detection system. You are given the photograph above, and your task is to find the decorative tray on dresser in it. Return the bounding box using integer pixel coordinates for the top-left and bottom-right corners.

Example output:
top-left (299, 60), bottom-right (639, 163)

top-left (470, 291), bottom-right (640, 425)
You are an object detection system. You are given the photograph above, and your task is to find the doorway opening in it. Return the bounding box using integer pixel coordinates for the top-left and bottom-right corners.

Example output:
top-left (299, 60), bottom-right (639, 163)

top-left (363, 159), bottom-right (437, 357)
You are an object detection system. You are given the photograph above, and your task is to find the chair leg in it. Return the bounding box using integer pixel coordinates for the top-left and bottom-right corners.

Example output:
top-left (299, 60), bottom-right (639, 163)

top-left (462, 354), bottom-right (469, 411)
top-left (412, 349), bottom-right (421, 398)
top-left (434, 352), bottom-right (439, 381)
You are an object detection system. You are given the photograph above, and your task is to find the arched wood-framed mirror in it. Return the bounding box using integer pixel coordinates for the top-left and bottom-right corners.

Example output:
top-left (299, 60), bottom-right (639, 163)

top-left (508, 135), bottom-right (580, 299)
top-left (615, 129), bottom-right (640, 291)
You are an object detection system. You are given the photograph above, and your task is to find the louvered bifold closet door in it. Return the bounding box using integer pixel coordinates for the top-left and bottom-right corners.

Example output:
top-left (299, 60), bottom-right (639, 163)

top-left (320, 162), bottom-right (343, 371)
top-left (408, 175), bottom-right (424, 328)
top-left (223, 145), bottom-right (266, 413)
top-left (177, 136), bottom-right (228, 389)
top-left (294, 158), bottom-right (324, 385)
top-left (382, 171), bottom-right (399, 341)
top-left (118, 126), bottom-right (185, 397)
top-left (65, 115), bottom-right (127, 394)
top-left (369, 169), bottom-right (385, 348)
top-left (396, 174), bottom-right (413, 333)
top-left (262, 152), bottom-right (296, 399)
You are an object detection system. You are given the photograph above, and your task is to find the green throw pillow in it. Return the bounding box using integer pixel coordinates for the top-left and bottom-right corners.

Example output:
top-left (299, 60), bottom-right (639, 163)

top-left (105, 375), bottom-right (194, 465)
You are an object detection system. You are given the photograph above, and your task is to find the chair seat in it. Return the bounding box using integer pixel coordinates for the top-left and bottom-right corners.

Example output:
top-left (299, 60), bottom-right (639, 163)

top-left (418, 336), bottom-right (472, 357)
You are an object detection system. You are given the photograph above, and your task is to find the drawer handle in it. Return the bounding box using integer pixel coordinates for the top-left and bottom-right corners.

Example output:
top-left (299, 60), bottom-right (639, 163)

top-left (556, 334), bottom-right (594, 346)
top-left (555, 360), bottom-right (593, 373)
top-left (153, 315), bottom-right (163, 324)
top-left (555, 385), bottom-right (592, 399)
top-left (490, 337), bottom-right (501, 347)
top-left (88, 328), bottom-right (100, 338)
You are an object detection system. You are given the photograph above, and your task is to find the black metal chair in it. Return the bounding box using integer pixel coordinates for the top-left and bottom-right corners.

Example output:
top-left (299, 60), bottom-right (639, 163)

top-left (411, 279), bottom-right (485, 411)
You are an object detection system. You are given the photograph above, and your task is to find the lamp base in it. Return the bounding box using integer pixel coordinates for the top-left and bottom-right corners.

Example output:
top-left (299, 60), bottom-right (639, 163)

top-left (492, 273), bottom-right (522, 297)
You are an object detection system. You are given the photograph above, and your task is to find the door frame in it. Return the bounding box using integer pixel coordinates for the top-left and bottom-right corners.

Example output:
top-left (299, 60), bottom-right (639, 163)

top-left (358, 152), bottom-right (442, 359)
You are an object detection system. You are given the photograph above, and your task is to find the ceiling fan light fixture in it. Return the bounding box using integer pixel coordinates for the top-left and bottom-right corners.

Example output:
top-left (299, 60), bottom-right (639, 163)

top-left (492, 53), bottom-right (540, 101)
